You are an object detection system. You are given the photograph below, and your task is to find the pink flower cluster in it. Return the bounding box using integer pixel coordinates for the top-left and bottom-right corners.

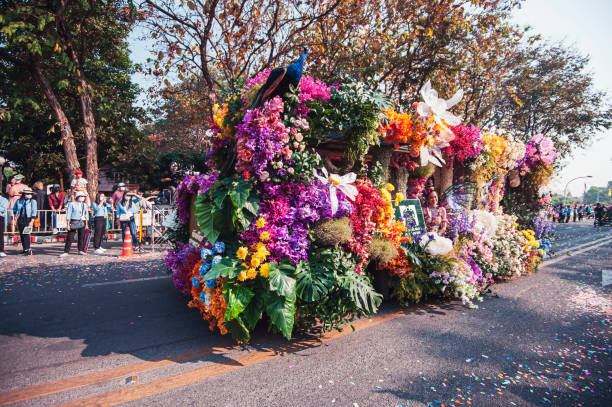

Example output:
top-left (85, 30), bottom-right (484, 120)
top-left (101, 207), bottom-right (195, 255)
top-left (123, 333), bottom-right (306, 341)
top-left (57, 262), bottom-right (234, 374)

top-left (296, 76), bottom-right (333, 117)
top-left (518, 133), bottom-right (558, 175)
top-left (244, 68), bottom-right (271, 92)
top-left (444, 124), bottom-right (483, 162)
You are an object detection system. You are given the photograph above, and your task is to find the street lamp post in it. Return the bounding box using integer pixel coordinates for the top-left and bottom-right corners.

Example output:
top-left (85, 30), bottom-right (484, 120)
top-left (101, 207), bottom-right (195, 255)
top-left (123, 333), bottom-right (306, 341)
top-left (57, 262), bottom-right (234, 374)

top-left (564, 176), bottom-right (593, 205)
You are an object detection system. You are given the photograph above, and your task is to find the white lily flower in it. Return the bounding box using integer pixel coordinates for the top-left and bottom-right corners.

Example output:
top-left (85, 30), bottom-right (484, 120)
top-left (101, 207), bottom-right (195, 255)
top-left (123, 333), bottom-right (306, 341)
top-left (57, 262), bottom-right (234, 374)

top-left (314, 167), bottom-right (358, 215)
top-left (416, 80), bottom-right (463, 128)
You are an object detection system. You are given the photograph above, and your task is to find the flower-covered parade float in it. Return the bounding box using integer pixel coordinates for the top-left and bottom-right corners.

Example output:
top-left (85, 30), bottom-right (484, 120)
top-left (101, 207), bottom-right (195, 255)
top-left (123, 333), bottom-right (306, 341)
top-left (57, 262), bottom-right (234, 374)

top-left (165, 52), bottom-right (558, 343)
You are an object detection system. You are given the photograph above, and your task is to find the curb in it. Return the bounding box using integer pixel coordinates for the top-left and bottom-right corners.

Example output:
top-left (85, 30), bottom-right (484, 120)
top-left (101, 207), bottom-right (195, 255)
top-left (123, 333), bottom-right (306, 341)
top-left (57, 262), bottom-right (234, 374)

top-left (3, 233), bottom-right (122, 245)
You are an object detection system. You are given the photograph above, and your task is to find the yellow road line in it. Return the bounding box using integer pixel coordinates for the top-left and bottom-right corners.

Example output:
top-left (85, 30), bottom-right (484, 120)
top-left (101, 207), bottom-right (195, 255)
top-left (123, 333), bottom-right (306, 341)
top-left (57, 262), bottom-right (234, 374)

top-left (59, 309), bottom-right (411, 406)
top-left (0, 340), bottom-right (234, 406)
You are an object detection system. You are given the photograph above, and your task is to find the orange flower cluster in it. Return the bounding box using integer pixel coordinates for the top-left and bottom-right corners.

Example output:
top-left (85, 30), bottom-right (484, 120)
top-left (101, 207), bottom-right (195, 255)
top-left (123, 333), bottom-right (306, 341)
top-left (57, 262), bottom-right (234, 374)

top-left (379, 108), bottom-right (429, 152)
top-left (187, 260), bottom-right (228, 335)
top-left (202, 278), bottom-right (228, 335)
top-left (382, 249), bottom-right (414, 278)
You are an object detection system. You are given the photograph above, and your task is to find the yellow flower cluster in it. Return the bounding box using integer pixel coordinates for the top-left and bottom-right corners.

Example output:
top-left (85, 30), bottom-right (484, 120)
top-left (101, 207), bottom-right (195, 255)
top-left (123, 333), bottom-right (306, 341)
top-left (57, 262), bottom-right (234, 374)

top-left (377, 184), bottom-right (406, 247)
top-left (236, 241), bottom-right (271, 282)
top-left (212, 103), bottom-right (233, 139)
top-left (481, 132), bottom-right (506, 160)
top-left (519, 229), bottom-right (540, 251)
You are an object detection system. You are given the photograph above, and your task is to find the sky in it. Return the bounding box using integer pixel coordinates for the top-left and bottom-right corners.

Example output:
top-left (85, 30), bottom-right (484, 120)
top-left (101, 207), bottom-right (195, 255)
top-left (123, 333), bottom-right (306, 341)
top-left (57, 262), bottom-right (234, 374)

top-left (128, 0), bottom-right (611, 197)
top-left (512, 0), bottom-right (612, 197)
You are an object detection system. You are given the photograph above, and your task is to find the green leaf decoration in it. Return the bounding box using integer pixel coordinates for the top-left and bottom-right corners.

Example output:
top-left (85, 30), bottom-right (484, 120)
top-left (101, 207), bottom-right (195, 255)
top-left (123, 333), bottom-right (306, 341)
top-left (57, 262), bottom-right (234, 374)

top-left (268, 262), bottom-right (297, 300)
top-left (296, 262), bottom-right (334, 302)
top-left (194, 198), bottom-right (217, 243)
top-left (229, 180), bottom-right (251, 209)
top-left (223, 281), bottom-right (254, 321)
top-left (340, 271), bottom-right (383, 314)
top-left (223, 316), bottom-right (250, 343)
top-left (205, 258), bottom-right (239, 280)
top-left (263, 291), bottom-right (295, 340)
top-left (212, 187), bottom-right (228, 208)
top-left (242, 294), bottom-right (263, 330)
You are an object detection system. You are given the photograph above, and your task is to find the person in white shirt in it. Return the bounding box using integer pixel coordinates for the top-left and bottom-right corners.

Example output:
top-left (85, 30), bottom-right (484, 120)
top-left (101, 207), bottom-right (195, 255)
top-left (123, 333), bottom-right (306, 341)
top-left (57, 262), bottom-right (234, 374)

top-left (61, 191), bottom-right (90, 256)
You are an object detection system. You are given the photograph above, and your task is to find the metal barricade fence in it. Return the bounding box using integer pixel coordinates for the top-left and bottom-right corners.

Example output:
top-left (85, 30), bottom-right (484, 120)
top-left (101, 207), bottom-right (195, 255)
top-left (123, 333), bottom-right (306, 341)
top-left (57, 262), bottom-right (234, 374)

top-left (2, 206), bottom-right (175, 244)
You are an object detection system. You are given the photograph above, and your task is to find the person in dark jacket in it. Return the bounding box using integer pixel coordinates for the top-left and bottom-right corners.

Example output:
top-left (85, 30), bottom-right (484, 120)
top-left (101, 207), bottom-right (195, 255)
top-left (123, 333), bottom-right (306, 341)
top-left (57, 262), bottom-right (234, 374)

top-left (33, 181), bottom-right (48, 230)
top-left (12, 188), bottom-right (37, 255)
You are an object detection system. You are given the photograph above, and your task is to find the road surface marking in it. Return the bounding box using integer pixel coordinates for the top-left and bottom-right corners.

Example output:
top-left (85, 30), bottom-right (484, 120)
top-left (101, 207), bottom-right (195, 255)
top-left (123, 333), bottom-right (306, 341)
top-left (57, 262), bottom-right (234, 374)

top-left (0, 341), bottom-right (234, 406)
top-left (542, 237), bottom-right (612, 267)
top-left (58, 309), bottom-right (412, 407)
top-left (603, 270), bottom-right (612, 287)
top-left (81, 275), bottom-right (169, 287)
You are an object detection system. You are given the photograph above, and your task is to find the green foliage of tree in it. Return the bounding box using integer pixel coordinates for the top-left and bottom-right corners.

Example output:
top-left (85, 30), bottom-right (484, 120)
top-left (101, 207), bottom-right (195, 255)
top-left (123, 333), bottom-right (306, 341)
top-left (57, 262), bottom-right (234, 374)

top-left (583, 182), bottom-right (612, 205)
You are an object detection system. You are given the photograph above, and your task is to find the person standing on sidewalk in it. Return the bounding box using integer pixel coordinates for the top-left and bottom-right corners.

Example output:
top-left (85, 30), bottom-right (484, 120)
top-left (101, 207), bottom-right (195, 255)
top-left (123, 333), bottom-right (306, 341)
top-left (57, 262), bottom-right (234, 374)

top-left (12, 188), bottom-right (36, 256)
top-left (0, 193), bottom-right (8, 257)
top-left (8, 175), bottom-right (28, 236)
top-left (117, 192), bottom-right (140, 253)
top-left (48, 185), bottom-right (65, 234)
top-left (33, 181), bottom-right (48, 230)
top-left (60, 191), bottom-right (89, 257)
top-left (91, 193), bottom-right (112, 255)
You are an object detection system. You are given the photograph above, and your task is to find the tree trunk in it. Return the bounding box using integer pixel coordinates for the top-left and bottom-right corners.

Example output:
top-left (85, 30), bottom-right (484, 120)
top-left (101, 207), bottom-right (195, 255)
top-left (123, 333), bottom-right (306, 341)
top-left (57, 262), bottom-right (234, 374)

top-left (55, 3), bottom-right (99, 199)
top-left (390, 166), bottom-right (409, 197)
top-left (79, 89), bottom-right (99, 199)
top-left (370, 145), bottom-right (393, 183)
top-left (30, 59), bottom-right (80, 178)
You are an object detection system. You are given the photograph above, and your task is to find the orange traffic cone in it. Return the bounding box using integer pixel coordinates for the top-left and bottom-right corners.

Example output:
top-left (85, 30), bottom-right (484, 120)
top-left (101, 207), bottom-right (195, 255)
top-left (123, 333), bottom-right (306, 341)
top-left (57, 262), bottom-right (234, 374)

top-left (120, 226), bottom-right (135, 258)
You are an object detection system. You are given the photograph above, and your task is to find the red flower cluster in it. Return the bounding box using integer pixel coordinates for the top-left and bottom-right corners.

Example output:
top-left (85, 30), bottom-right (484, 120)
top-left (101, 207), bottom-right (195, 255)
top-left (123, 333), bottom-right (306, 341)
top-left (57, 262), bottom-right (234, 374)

top-left (443, 124), bottom-right (483, 163)
top-left (345, 179), bottom-right (386, 274)
top-left (390, 152), bottom-right (419, 171)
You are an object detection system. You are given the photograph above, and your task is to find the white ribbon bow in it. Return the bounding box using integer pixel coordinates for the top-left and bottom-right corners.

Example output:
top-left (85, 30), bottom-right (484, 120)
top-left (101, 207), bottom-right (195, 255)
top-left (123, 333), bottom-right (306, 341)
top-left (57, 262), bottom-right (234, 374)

top-left (314, 167), bottom-right (358, 215)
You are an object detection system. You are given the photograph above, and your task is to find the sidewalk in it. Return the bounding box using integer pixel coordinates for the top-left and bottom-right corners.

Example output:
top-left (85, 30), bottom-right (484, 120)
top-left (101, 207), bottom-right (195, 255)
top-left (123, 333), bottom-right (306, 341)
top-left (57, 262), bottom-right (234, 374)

top-left (0, 240), bottom-right (167, 271)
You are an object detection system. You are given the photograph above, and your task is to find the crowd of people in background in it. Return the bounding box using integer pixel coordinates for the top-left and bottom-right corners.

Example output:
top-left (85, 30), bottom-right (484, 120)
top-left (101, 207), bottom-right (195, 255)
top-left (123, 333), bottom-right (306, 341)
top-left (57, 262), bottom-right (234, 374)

top-left (552, 202), bottom-right (611, 225)
top-left (0, 170), bottom-right (159, 258)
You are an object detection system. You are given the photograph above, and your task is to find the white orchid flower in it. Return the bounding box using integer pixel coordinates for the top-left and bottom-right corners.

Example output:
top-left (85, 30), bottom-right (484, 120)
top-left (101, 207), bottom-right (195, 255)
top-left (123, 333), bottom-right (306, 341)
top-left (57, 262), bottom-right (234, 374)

top-left (314, 167), bottom-right (358, 215)
top-left (416, 80), bottom-right (464, 129)
top-left (420, 142), bottom-right (448, 167)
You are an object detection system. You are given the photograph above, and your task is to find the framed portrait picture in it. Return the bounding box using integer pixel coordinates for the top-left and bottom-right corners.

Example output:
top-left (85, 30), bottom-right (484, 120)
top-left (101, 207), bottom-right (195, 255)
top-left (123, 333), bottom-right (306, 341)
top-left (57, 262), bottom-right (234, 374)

top-left (395, 199), bottom-right (426, 231)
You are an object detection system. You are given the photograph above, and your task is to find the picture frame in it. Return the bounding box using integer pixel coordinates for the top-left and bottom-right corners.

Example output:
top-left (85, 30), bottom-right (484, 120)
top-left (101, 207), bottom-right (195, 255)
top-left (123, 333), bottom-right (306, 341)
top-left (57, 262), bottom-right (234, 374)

top-left (395, 199), bottom-right (426, 232)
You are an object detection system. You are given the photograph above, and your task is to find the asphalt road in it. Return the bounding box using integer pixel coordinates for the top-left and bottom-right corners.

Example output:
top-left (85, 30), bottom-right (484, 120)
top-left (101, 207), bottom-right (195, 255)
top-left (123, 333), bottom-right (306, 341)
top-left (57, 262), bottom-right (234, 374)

top-left (0, 222), bottom-right (610, 406)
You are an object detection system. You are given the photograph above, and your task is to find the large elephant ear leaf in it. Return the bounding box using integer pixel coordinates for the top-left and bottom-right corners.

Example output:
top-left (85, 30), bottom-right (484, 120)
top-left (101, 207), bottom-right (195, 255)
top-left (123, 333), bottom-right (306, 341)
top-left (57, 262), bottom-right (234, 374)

top-left (341, 271), bottom-right (382, 314)
top-left (223, 316), bottom-right (251, 343)
top-left (223, 280), bottom-right (254, 321)
top-left (228, 180), bottom-right (251, 209)
top-left (268, 262), bottom-right (297, 300)
top-left (195, 196), bottom-right (221, 244)
top-left (263, 291), bottom-right (295, 340)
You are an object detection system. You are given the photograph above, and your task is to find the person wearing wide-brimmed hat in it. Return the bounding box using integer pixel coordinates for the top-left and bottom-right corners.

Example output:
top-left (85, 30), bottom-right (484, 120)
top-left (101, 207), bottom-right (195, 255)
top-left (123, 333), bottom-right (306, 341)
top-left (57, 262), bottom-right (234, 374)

top-left (116, 191), bottom-right (141, 252)
top-left (8, 174), bottom-right (29, 236)
top-left (60, 191), bottom-right (90, 257)
top-left (12, 187), bottom-right (37, 255)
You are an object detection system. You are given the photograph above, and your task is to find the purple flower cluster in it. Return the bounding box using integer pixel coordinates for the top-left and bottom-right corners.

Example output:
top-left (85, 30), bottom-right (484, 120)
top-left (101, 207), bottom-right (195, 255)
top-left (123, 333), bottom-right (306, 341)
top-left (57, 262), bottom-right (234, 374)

top-left (533, 212), bottom-right (555, 238)
top-left (166, 242), bottom-right (201, 294)
top-left (446, 211), bottom-right (477, 242)
top-left (175, 173), bottom-right (219, 225)
top-left (240, 179), bottom-right (353, 264)
top-left (235, 97), bottom-right (292, 180)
